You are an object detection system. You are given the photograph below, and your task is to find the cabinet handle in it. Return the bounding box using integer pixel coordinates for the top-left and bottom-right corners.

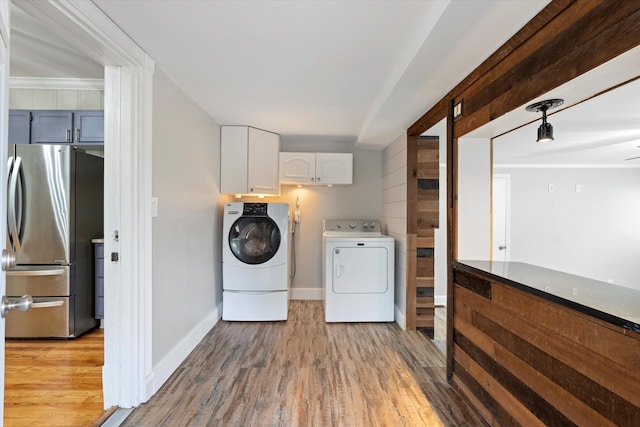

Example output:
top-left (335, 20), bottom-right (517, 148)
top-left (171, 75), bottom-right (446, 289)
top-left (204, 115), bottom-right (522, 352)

top-left (250, 188), bottom-right (254, 192)
top-left (311, 177), bottom-right (314, 182)
top-left (75, 128), bottom-right (80, 142)
top-left (66, 129), bottom-right (71, 142)
top-left (317, 177), bottom-right (321, 182)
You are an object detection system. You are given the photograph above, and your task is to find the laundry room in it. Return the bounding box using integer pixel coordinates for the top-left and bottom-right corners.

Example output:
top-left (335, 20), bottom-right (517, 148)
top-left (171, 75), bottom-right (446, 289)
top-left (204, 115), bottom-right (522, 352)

top-left (219, 137), bottom-right (385, 301)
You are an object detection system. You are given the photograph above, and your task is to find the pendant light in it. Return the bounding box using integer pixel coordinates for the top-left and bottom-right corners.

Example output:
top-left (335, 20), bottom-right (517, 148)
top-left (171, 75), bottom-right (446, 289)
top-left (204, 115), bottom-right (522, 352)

top-left (525, 99), bottom-right (564, 142)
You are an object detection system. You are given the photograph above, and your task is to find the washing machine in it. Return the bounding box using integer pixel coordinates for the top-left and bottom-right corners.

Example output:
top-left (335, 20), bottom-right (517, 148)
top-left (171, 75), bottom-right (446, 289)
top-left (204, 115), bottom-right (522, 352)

top-left (322, 219), bottom-right (394, 322)
top-left (223, 202), bottom-right (289, 321)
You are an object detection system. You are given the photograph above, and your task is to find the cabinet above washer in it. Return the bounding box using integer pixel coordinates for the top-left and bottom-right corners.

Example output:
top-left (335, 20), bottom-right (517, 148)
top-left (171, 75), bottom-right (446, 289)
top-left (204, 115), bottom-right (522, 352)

top-left (279, 152), bottom-right (352, 185)
top-left (220, 126), bottom-right (280, 196)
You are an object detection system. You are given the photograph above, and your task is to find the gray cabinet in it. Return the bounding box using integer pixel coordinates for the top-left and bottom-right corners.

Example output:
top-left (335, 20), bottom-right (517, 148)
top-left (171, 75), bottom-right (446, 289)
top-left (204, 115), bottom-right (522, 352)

top-left (9, 109), bottom-right (104, 145)
top-left (8, 110), bottom-right (31, 144)
top-left (93, 241), bottom-right (104, 320)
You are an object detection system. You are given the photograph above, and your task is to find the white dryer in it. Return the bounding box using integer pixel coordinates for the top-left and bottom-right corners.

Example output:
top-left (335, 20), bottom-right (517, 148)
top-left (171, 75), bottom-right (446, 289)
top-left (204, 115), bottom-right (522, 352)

top-left (322, 219), bottom-right (394, 322)
top-left (223, 202), bottom-right (289, 321)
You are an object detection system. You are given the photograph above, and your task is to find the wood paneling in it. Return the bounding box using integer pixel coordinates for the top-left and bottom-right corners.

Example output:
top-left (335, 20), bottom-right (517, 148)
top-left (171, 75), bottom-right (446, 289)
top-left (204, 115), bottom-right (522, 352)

top-left (405, 137), bottom-right (439, 332)
top-left (121, 301), bottom-right (486, 427)
top-left (452, 266), bottom-right (640, 426)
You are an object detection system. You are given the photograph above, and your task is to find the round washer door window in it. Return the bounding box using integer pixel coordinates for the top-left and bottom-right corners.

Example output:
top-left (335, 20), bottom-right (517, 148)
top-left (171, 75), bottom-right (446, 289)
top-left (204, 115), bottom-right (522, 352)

top-left (229, 217), bottom-right (281, 264)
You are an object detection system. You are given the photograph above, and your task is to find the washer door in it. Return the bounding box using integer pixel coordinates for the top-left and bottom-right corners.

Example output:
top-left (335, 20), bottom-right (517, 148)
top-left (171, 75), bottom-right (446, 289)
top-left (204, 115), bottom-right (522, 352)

top-left (229, 217), bottom-right (281, 264)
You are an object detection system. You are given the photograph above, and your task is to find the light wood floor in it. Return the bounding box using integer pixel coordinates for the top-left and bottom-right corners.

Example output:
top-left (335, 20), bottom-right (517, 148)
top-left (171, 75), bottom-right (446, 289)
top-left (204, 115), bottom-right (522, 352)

top-left (4, 328), bottom-right (106, 427)
top-left (123, 300), bottom-right (485, 427)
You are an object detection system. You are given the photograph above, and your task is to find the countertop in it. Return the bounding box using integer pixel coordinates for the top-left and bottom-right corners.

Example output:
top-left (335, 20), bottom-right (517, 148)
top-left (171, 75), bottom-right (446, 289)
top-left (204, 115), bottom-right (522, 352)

top-left (456, 260), bottom-right (640, 333)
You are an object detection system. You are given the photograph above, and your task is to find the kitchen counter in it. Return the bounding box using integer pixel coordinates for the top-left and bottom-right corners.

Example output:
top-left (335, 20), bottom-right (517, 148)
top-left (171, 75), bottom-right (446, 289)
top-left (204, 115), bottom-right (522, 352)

top-left (456, 260), bottom-right (640, 333)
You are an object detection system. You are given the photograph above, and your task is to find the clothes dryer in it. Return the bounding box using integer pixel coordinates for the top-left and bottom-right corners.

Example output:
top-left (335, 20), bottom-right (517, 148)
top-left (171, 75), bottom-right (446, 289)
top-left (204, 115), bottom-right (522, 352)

top-left (322, 219), bottom-right (394, 322)
top-left (223, 202), bottom-right (289, 321)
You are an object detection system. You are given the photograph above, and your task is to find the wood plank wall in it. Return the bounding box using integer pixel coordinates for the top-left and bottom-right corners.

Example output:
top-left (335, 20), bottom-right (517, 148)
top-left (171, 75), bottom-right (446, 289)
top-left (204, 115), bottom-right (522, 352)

top-left (452, 265), bottom-right (640, 426)
top-left (405, 136), bottom-right (439, 331)
top-left (405, 0), bottom-right (640, 423)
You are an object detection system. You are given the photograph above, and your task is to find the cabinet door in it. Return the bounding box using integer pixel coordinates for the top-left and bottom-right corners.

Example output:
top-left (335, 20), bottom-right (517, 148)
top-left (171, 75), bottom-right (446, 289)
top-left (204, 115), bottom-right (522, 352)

top-left (316, 153), bottom-right (353, 185)
top-left (220, 126), bottom-right (249, 195)
top-left (31, 110), bottom-right (73, 144)
top-left (279, 152), bottom-right (316, 184)
top-left (247, 127), bottom-right (280, 195)
top-left (74, 110), bottom-right (104, 143)
top-left (8, 110), bottom-right (31, 144)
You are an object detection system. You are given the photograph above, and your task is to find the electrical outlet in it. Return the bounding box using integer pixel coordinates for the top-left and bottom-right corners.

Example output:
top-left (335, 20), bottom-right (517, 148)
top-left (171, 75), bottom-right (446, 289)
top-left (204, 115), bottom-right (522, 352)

top-left (575, 184), bottom-right (582, 193)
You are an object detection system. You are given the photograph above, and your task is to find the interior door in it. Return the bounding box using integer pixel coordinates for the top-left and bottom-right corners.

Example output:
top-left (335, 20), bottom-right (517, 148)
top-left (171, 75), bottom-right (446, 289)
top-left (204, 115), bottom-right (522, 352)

top-left (492, 174), bottom-right (511, 262)
top-left (0, 0), bottom-right (11, 421)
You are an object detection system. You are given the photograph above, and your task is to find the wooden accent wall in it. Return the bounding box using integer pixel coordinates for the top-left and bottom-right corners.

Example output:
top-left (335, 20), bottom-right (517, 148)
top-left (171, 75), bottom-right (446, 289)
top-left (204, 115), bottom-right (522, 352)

top-left (406, 136), bottom-right (439, 332)
top-left (452, 265), bottom-right (640, 426)
top-left (406, 0), bottom-right (640, 423)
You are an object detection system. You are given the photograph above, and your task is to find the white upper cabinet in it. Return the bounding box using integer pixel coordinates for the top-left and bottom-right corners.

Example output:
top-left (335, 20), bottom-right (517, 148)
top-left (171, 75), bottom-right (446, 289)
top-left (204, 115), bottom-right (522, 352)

top-left (279, 152), bottom-right (317, 184)
top-left (280, 152), bottom-right (352, 185)
top-left (316, 153), bottom-right (353, 185)
top-left (221, 126), bottom-right (280, 195)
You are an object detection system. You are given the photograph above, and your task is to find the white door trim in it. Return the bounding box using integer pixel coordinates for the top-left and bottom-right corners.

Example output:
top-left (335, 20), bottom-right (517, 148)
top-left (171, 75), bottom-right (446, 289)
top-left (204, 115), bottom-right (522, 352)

top-left (0, 0), bottom-right (10, 422)
top-left (15, 0), bottom-right (155, 407)
top-left (492, 174), bottom-right (511, 262)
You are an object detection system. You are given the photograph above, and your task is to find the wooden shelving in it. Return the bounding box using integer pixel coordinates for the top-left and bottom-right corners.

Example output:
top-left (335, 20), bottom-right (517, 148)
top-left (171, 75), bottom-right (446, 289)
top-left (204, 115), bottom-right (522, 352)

top-left (406, 136), bottom-right (439, 332)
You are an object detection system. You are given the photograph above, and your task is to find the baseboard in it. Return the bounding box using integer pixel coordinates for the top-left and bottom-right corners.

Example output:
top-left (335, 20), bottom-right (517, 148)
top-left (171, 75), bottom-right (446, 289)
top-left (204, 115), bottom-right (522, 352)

top-left (394, 304), bottom-right (406, 330)
top-left (289, 287), bottom-right (322, 300)
top-left (435, 295), bottom-right (447, 306)
top-left (151, 303), bottom-right (221, 395)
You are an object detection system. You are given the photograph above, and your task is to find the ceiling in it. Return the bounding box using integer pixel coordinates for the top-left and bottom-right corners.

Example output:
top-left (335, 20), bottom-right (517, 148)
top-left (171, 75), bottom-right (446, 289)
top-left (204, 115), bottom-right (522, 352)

top-left (10, 0), bottom-right (548, 149)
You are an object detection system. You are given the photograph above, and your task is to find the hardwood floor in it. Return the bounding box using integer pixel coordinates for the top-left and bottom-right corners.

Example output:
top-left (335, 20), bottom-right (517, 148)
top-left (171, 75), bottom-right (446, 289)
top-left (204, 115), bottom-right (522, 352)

top-left (4, 328), bottom-right (106, 427)
top-left (123, 300), bottom-right (485, 426)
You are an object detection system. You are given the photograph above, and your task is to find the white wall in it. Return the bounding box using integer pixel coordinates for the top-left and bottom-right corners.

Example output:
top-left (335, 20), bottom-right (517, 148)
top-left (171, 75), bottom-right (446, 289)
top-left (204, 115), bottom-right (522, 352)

top-left (151, 69), bottom-right (222, 383)
top-left (382, 132), bottom-right (407, 328)
top-left (457, 137), bottom-right (492, 260)
top-left (232, 141), bottom-right (383, 299)
top-left (495, 166), bottom-right (640, 290)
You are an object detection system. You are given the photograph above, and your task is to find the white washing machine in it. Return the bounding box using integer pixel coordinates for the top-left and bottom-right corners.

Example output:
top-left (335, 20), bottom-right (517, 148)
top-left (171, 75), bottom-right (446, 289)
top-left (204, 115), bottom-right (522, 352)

top-left (322, 219), bottom-right (394, 322)
top-left (223, 202), bottom-right (289, 321)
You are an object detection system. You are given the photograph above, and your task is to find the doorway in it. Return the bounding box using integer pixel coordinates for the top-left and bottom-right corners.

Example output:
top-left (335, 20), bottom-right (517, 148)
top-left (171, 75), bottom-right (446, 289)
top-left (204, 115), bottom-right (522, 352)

top-left (3, 0), bottom-right (154, 419)
top-left (492, 174), bottom-right (511, 262)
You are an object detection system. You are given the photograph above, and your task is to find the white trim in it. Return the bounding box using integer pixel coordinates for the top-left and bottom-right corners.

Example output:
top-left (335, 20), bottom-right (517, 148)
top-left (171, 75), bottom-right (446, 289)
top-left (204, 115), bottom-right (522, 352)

top-left (434, 295), bottom-right (447, 306)
top-left (9, 77), bottom-right (104, 90)
top-left (494, 163), bottom-right (640, 169)
top-left (17, 0), bottom-right (155, 409)
top-left (153, 306), bottom-right (221, 393)
top-left (289, 287), bottom-right (323, 300)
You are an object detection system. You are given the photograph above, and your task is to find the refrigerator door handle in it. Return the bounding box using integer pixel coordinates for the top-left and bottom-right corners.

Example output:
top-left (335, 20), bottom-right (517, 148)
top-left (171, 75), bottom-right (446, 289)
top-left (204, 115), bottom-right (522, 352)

top-left (7, 156), bottom-right (22, 252)
top-left (5, 269), bottom-right (64, 277)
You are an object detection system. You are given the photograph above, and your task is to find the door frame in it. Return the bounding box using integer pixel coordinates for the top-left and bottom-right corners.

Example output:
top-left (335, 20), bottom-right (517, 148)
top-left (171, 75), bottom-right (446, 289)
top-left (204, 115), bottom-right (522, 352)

top-left (491, 173), bottom-right (511, 262)
top-left (13, 0), bottom-right (155, 407)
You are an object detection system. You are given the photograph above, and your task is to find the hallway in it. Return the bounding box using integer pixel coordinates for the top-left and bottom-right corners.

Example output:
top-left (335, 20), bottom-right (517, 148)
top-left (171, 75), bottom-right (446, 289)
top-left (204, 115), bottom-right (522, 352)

top-left (122, 300), bottom-right (484, 426)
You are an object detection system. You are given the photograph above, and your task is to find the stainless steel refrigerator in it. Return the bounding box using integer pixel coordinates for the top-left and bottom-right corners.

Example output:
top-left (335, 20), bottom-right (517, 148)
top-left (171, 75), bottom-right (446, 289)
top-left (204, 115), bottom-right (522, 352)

top-left (6, 144), bottom-right (104, 338)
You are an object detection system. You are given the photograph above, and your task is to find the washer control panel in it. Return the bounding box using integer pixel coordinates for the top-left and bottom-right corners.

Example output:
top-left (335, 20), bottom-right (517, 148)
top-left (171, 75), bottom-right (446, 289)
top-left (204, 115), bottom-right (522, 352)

top-left (323, 219), bottom-right (382, 234)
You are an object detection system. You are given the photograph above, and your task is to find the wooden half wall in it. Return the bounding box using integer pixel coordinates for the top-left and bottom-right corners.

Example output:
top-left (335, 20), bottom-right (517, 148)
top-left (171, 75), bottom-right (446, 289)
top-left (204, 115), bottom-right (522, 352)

top-left (407, 0), bottom-right (640, 425)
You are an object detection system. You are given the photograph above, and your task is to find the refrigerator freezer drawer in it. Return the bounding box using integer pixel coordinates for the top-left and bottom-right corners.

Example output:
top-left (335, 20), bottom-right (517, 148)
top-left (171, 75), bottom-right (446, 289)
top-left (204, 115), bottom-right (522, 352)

top-left (6, 265), bottom-right (70, 296)
top-left (5, 297), bottom-right (71, 338)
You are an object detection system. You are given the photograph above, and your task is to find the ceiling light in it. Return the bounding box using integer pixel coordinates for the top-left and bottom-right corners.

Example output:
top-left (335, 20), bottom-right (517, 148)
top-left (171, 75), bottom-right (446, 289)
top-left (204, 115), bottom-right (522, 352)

top-left (526, 99), bottom-right (564, 142)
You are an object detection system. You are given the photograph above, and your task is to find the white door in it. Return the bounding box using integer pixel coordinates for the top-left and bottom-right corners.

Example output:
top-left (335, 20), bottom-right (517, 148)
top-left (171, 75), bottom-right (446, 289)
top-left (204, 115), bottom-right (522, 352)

top-left (492, 174), bottom-right (511, 262)
top-left (0, 0), bottom-right (10, 421)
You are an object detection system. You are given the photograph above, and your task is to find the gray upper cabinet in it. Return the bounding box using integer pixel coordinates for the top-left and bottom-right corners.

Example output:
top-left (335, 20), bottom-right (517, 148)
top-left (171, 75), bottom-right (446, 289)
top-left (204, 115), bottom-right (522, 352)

top-left (8, 110), bottom-right (31, 144)
top-left (10, 109), bottom-right (104, 145)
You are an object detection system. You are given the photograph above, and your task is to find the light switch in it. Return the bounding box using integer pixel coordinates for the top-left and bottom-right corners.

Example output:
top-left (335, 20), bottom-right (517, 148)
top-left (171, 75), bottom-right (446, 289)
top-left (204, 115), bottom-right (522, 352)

top-left (151, 197), bottom-right (158, 217)
top-left (548, 184), bottom-right (555, 192)
top-left (575, 184), bottom-right (582, 193)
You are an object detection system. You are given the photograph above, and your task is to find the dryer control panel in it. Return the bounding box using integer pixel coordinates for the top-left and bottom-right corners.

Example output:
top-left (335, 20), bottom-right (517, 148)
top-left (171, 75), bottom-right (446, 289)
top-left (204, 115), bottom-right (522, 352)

top-left (323, 219), bottom-right (382, 234)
